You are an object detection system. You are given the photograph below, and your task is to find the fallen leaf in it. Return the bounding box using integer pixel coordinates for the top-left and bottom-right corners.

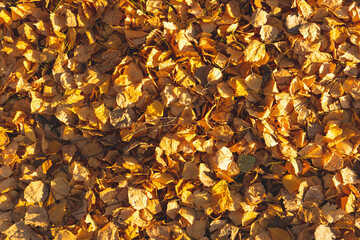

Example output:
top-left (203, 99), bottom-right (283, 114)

top-left (237, 155), bottom-right (256, 173)
top-left (24, 181), bottom-right (49, 203)
top-left (245, 73), bottom-right (263, 91)
top-left (250, 8), bottom-right (269, 28)
top-left (51, 177), bottom-right (71, 200)
top-left (314, 225), bottom-right (335, 240)
top-left (24, 205), bottom-right (49, 228)
top-left (244, 40), bottom-right (268, 64)
top-left (54, 229), bottom-right (77, 240)
top-left (211, 180), bottom-right (233, 214)
top-left (128, 187), bottom-right (148, 210)
top-left (267, 228), bottom-right (291, 240)
top-left (214, 147), bottom-right (234, 171)
top-left (4, 221), bottom-right (32, 240)
top-left (282, 174), bottom-right (301, 194)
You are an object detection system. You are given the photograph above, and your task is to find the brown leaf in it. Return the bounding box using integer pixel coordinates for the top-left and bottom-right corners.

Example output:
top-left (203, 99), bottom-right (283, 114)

top-left (24, 205), bottom-right (49, 228)
top-left (4, 221), bottom-right (32, 240)
top-left (51, 177), bottom-right (70, 200)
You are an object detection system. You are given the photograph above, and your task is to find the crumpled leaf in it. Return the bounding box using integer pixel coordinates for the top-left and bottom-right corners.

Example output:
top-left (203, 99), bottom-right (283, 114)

top-left (128, 187), bottom-right (148, 210)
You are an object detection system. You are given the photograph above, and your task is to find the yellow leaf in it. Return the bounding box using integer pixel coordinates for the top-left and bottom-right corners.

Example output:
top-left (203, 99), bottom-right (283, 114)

top-left (24, 49), bottom-right (47, 63)
top-left (325, 123), bottom-right (342, 140)
top-left (146, 100), bottom-right (163, 117)
top-left (145, 100), bottom-right (164, 123)
top-left (54, 30), bottom-right (67, 39)
top-left (125, 225), bottom-right (139, 240)
top-left (0, 10), bottom-right (12, 25)
top-left (242, 212), bottom-right (259, 226)
top-left (244, 40), bottom-right (266, 63)
top-left (0, 132), bottom-right (9, 149)
top-left (54, 229), bottom-right (76, 240)
top-left (160, 135), bottom-right (180, 155)
top-left (211, 180), bottom-right (233, 214)
top-left (24, 124), bottom-right (36, 142)
top-left (99, 79), bottom-right (110, 94)
top-left (66, 94), bottom-right (84, 104)
top-left (179, 207), bottom-right (195, 225)
top-left (16, 40), bottom-right (30, 50)
top-left (94, 104), bottom-right (110, 124)
top-left (228, 77), bottom-right (248, 97)
top-left (282, 174), bottom-right (301, 194)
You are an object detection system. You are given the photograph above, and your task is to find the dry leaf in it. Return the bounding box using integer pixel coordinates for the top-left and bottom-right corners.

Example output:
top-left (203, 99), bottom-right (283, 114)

top-left (245, 182), bottom-right (266, 204)
top-left (314, 225), bottom-right (335, 240)
top-left (208, 67), bottom-right (223, 85)
top-left (24, 181), bottom-right (49, 203)
top-left (214, 147), bottom-right (234, 171)
top-left (199, 163), bottom-right (217, 187)
top-left (182, 162), bottom-right (199, 180)
top-left (260, 25), bottom-right (279, 43)
top-left (179, 207), bottom-right (196, 225)
top-left (51, 177), bottom-right (70, 200)
top-left (2, 0), bottom-right (360, 238)
top-left (55, 229), bottom-right (77, 240)
top-left (250, 9), bottom-right (269, 28)
top-left (24, 205), bottom-right (49, 228)
top-left (128, 187), bottom-right (148, 210)
top-left (245, 73), bottom-right (263, 91)
top-left (267, 228), bottom-right (291, 240)
top-left (244, 40), bottom-right (267, 64)
top-left (282, 174), bottom-right (301, 194)
top-left (4, 221), bottom-right (32, 240)
top-left (212, 180), bottom-right (233, 214)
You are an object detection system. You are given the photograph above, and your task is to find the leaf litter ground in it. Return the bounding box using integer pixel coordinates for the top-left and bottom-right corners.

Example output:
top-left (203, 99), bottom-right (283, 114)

top-left (0, 0), bottom-right (360, 239)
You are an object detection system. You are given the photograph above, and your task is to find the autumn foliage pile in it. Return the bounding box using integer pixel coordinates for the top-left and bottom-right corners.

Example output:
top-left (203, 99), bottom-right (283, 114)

top-left (1, 0), bottom-right (360, 239)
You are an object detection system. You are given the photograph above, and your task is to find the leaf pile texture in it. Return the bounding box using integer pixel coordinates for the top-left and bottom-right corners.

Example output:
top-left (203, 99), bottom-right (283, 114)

top-left (1, 0), bottom-right (360, 239)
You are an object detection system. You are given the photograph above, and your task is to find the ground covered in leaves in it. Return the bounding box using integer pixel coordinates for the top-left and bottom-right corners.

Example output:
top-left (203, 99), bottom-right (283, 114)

top-left (1, 0), bottom-right (360, 239)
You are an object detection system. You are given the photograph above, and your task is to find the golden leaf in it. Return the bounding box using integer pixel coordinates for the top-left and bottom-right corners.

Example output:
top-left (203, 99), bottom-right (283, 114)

top-left (228, 77), bottom-right (248, 97)
top-left (211, 180), bottom-right (233, 214)
top-left (24, 124), bottom-right (36, 142)
top-left (0, 132), bottom-right (9, 149)
top-left (244, 40), bottom-right (267, 63)
top-left (145, 100), bottom-right (164, 123)
top-left (282, 174), bottom-right (301, 194)
top-left (94, 104), bottom-right (110, 124)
